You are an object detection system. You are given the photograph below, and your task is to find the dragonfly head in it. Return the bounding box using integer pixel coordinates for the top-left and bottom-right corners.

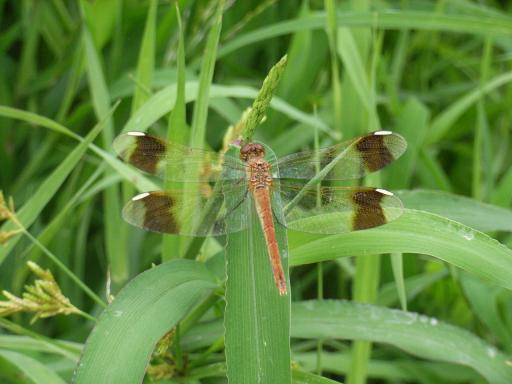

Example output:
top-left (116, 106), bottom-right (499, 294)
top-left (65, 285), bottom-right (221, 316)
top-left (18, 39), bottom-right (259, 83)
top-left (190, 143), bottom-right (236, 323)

top-left (240, 143), bottom-right (265, 162)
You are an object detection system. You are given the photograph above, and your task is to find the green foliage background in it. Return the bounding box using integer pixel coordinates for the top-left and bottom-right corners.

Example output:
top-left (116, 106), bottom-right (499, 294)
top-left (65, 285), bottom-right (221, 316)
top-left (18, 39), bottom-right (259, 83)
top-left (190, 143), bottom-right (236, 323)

top-left (1, 0), bottom-right (512, 383)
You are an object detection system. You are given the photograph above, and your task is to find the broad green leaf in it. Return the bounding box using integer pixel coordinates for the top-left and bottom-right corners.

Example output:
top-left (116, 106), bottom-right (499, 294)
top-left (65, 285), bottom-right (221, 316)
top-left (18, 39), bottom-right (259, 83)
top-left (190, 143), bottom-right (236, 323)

top-left (289, 209), bottom-right (512, 291)
top-left (294, 351), bottom-right (483, 382)
top-left (292, 300), bottom-right (512, 384)
top-left (73, 259), bottom-right (216, 383)
top-left (397, 190), bottom-right (512, 232)
top-left (0, 349), bottom-right (67, 384)
top-left (224, 144), bottom-right (291, 384)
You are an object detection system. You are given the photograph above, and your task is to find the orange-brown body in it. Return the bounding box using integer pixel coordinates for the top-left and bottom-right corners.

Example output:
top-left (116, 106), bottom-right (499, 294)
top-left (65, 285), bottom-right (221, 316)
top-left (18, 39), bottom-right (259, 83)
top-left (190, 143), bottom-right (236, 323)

top-left (241, 143), bottom-right (287, 296)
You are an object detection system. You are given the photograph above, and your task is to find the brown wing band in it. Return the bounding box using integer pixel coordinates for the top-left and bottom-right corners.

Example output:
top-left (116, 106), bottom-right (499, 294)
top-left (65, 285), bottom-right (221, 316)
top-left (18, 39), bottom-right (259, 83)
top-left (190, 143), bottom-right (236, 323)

top-left (129, 135), bottom-right (166, 174)
top-left (355, 134), bottom-right (394, 172)
top-left (143, 192), bottom-right (180, 233)
top-left (352, 189), bottom-right (386, 230)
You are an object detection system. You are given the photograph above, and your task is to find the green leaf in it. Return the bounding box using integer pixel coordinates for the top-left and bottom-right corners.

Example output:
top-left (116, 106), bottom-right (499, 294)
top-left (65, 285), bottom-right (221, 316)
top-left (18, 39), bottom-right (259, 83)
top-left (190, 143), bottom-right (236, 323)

top-left (292, 369), bottom-right (342, 384)
top-left (163, 3), bottom-right (188, 262)
top-left (218, 11), bottom-right (512, 59)
top-left (122, 82), bottom-right (332, 138)
top-left (428, 70), bottom-right (512, 144)
top-left (73, 259), bottom-right (216, 383)
top-left (397, 190), bottom-right (512, 232)
top-left (189, 0), bottom-right (224, 149)
top-left (224, 144), bottom-right (291, 384)
top-left (336, 27), bottom-right (370, 114)
top-left (292, 300), bottom-right (512, 384)
top-left (386, 99), bottom-right (430, 189)
top-left (289, 209), bottom-right (512, 291)
top-left (131, 0), bottom-right (156, 112)
top-left (82, 22), bottom-right (127, 285)
top-left (0, 349), bottom-right (67, 384)
top-left (0, 104), bottom-right (116, 265)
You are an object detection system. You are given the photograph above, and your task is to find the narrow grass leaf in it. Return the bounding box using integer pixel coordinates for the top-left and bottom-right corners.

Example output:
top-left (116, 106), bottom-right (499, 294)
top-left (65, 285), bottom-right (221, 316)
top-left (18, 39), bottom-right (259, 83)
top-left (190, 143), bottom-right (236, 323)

top-left (386, 99), bottom-right (430, 189)
top-left (122, 82), bottom-right (331, 138)
top-left (377, 269), bottom-right (449, 308)
top-left (163, 3), bottom-right (188, 261)
top-left (218, 11), bottom-right (512, 59)
top-left (292, 300), bottom-right (512, 384)
top-left (0, 335), bottom-right (81, 362)
top-left (429, 70), bottom-right (512, 144)
top-left (73, 260), bottom-right (216, 383)
top-left (131, 0), bottom-right (156, 112)
top-left (0, 349), bottom-right (67, 384)
top-left (324, 0), bottom-right (343, 133)
top-left (0, 105), bottom-right (158, 191)
top-left (82, 23), bottom-right (127, 285)
top-left (0, 105), bottom-right (115, 265)
top-left (292, 369), bottom-right (341, 384)
top-left (336, 27), bottom-right (370, 114)
top-left (189, 0), bottom-right (223, 148)
top-left (460, 273), bottom-right (512, 349)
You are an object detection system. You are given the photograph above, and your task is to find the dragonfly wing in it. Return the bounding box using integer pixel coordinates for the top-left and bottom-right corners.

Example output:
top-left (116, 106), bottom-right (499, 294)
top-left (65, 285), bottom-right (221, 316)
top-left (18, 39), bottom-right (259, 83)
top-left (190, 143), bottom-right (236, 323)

top-left (276, 183), bottom-right (403, 234)
top-left (113, 131), bottom-right (245, 181)
top-left (122, 183), bottom-right (250, 236)
top-left (274, 131), bottom-right (406, 180)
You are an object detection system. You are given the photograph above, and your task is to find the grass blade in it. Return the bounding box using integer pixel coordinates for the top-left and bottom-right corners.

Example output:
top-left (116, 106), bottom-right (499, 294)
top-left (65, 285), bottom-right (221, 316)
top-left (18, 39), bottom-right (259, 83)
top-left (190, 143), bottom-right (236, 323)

top-left (73, 260), bottom-right (216, 383)
top-left (163, 3), bottom-right (188, 261)
top-left (82, 23), bottom-right (127, 286)
top-left (292, 300), bottom-right (512, 384)
top-left (224, 144), bottom-right (291, 383)
top-left (289, 209), bottom-right (512, 291)
top-left (131, 0), bottom-right (156, 112)
top-left (397, 189), bottom-right (512, 232)
top-left (0, 349), bottom-right (67, 384)
top-left (0, 104), bottom-right (117, 265)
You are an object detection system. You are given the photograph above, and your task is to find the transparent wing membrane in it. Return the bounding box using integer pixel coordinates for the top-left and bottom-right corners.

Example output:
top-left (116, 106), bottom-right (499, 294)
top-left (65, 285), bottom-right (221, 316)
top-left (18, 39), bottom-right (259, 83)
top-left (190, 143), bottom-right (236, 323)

top-left (276, 183), bottom-right (403, 234)
top-left (122, 183), bottom-right (249, 236)
top-left (274, 131), bottom-right (407, 180)
top-left (113, 131), bottom-right (246, 182)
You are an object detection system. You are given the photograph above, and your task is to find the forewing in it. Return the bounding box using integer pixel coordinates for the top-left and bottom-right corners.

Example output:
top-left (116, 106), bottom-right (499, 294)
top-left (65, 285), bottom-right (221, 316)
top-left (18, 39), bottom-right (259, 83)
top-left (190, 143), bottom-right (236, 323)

top-left (113, 131), bottom-right (245, 181)
top-left (277, 183), bottom-right (403, 234)
top-left (122, 183), bottom-right (249, 236)
top-left (274, 131), bottom-right (407, 180)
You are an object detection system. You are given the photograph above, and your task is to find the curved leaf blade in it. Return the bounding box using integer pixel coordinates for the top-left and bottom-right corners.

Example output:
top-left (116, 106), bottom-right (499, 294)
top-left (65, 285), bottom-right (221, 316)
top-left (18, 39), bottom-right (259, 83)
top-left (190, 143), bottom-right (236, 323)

top-left (292, 300), bottom-right (512, 384)
top-left (73, 260), bottom-right (216, 383)
top-left (289, 209), bottom-right (512, 291)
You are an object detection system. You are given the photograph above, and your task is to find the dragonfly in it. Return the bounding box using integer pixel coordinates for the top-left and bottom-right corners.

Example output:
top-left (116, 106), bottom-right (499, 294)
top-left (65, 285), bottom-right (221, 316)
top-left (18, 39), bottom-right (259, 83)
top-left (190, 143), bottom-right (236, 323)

top-left (113, 130), bottom-right (407, 296)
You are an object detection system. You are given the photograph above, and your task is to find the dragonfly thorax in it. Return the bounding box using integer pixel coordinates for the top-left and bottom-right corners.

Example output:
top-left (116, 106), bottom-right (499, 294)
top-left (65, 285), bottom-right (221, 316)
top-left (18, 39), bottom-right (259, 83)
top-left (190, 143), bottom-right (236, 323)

top-left (248, 159), bottom-right (272, 191)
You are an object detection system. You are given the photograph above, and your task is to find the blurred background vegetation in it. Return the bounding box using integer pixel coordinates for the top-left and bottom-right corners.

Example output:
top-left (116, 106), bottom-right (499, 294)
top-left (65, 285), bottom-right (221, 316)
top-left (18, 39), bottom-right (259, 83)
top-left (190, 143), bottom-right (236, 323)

top-left (1, 0), bottom-right (512, 383)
